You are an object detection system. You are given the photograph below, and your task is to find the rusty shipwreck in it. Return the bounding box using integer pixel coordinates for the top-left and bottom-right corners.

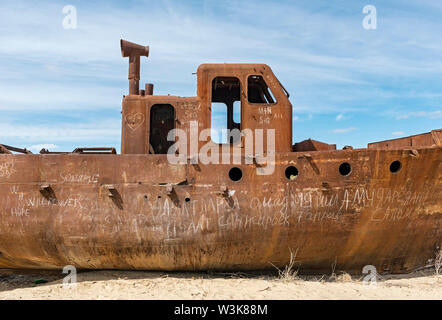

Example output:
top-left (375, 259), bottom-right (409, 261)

top-left (0, 40), bottom-right (441, 274)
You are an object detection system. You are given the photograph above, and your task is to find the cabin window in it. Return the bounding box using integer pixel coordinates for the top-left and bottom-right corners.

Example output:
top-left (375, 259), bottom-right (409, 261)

top-left (211, 102), bottom-right (228, 144)
top-left (247, 75), bottom-right (276, 104)
top-left (211, 77), bottom-right (241, 144)
top-left (149, 104), bottom-right (175, 154)
top-left (233, 100), bottom-right (241, 123)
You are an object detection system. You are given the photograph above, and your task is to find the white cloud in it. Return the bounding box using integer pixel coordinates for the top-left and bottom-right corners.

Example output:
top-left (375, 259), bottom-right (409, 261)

top-left (290, 114), bottom-right (313, 122)
top-left (0, 119), bottom-right (120, 142)
top-left (0, 84), bottom-right (123, 111)
top-left (332, 127), bottom-right (357, 134)
top-left (336, 114), bottom-right (344, 121)
top-left (392, 131), bottom-right (405, 136)
top-left (28, 144), bottom-right (59, 152)
top-left (396, 110), bottom-right (442, 120)
top-left (0, 0), bottom-right (441, 150)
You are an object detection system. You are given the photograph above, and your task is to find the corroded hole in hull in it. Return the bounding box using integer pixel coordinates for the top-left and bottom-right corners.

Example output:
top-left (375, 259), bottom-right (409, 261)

top-left (229, 167), bottom-right (243, 182)
top-left (285, 166), bottom-right (299, 180)
top-left (390, 160), bottom-right (402, 174)
top-left (339, 162), bottom-right (352, 176)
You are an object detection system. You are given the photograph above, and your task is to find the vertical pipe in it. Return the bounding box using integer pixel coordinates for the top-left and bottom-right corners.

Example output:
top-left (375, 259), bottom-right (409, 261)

top-left (145, 83), bottom-right (154, 95)
top-left (128, 55), bottom-right (140, 95)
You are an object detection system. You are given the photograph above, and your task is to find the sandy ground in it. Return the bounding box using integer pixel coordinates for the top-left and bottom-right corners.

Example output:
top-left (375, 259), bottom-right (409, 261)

top-left (0, 269), bottom-right (441, 300)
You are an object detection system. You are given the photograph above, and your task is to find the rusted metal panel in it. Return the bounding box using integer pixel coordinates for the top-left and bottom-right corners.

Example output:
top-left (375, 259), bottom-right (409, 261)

top-left (0, 145), bottom-right (12, 154)
top-left (0, 144), bottom-right (32, 154)
top-left (0, 40), bottom-right (440, 274)
top-left (196, 64), bottom-right (293, 153)
top-left (368, 129), bottom-right (441, 149)
top-left (293, 139), bottom-right (337, 152)
top-left (0, 147), bottom-right (440, 273)
top-left (121, 96), bottom-right (148, 154)
top-left (431, 129), bottom-right (442, 146)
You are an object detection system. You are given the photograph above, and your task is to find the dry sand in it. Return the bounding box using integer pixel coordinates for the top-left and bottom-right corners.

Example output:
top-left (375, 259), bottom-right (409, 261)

top-left (0, 269), bottom-right (441, 300)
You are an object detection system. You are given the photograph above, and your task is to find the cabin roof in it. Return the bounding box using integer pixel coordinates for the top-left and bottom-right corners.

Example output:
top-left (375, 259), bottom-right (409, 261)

top-left (197, 63), bottom-right (271, 74)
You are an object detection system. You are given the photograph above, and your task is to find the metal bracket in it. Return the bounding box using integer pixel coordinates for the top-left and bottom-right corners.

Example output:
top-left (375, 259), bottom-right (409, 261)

top-left (322, 182), bottom-right (331, 192)
top-left (103, 184), bottom-right (123, 210)
top-left (165, 184), bottom-right (174, 195)
top-left (0, 144), bottom-right (32, 154)
top-left (297, 153), bottom-right (312, 159)
top-left (298, 154), bottom-right (319, 175)
top-left (220, 184), bottom-right (228, 196)
top-left (39, 184), bottom-right (57, 202)
top-left (409, 149), bottom-right (419, 157)
top-left (73, 147), bottom-right (117, 154)
top-left (245, 155), bottom-right (267, 167)
top-left (39, 184), bottom-right (51, 192)
top-left (104, 184), bottom-right (116, 197)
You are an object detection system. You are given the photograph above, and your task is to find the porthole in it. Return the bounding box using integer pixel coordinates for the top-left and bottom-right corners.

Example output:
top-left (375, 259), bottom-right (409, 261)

top-left (390, 160), bottom-right (402, 174)
top-left (229, 167), bottom-right (243, 182)
top-left (339, 162), bottom-right (352, 176)
top-left (285, 166), bottom-right (299, 180)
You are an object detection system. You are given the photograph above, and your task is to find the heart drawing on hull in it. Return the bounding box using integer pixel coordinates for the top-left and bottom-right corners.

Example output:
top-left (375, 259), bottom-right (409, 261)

top-left (126, 113), bottom-right (144, 130)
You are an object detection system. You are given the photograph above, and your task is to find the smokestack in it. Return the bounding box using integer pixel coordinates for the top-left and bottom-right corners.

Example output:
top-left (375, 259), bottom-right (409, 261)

top-left (120, 39), bottom-right (149, 95)
top-left (145, 83), bottom-right (154, 95)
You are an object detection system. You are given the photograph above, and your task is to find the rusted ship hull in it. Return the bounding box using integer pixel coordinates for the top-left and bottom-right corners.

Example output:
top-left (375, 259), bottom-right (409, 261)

top-left (1, 40), bottom-right (441, 274)
top-left (0, 146), bottom-right (440, 274)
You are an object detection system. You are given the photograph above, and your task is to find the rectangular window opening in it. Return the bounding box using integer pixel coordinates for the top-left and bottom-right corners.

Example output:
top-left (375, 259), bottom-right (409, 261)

top-left (211, 77), bottom-right (241, 144)
top-left (247, 75), bottom-right (277, 104)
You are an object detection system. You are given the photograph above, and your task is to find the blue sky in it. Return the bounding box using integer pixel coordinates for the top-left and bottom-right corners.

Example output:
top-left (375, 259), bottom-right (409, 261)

top-left (0, 0), bottom-right (441, 152)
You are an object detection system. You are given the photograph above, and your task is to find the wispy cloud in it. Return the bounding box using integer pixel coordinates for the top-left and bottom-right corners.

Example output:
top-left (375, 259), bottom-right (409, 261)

top-left (336, 114), bottom-right (344, 121)
top-left (392, 131), bottom-right (405, 136)
top-left (0, 121), bottom-right (119, 141)
top-left (0, 119), bottom-right (121, 151)
top-left (28, 144), bottom-right (59, 152)
top-left (292, 114), bottom-right (313, 122)
top-left (0, 0), bottom-right (441, 149)
top-left (396, 110), bottom-right (442, 120)
top-left (332, 127), bottom-right (357, 134)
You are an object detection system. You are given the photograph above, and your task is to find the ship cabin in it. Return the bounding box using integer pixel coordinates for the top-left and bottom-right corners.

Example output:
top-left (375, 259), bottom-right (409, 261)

top-left (120, 40), bottom-right (337, 157)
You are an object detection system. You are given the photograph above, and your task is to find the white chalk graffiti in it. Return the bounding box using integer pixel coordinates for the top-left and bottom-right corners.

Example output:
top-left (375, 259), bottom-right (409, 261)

top-left (0, 161), bottom-right (16, 178)
top-left (60, 172), bottom-right (99, 184)
top-left (0, 183), bottom-right (436, 242)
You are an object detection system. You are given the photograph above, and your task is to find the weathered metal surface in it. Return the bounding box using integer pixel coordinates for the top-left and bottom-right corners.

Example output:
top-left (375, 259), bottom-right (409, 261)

top-left (0, 40), bottom-right (440, 273)
top-left (293, 139), bottom-right (337, 152)
top-left (368, 129), bottom-right (442, 149)
top-left (72, 147), bottom-right (117, 155)
top-left (0, 149), bottom-right (440, 273)
top-left (0, 144), bottom-right (32, 154)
